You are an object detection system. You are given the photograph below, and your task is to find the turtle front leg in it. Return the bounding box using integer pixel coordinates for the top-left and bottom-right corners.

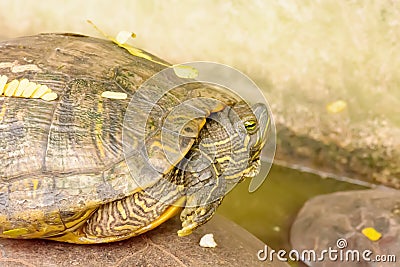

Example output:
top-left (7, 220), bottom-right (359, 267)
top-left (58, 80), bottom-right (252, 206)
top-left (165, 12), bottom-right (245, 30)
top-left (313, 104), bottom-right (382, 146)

top-left (177, 174), bottom-right (226, 237)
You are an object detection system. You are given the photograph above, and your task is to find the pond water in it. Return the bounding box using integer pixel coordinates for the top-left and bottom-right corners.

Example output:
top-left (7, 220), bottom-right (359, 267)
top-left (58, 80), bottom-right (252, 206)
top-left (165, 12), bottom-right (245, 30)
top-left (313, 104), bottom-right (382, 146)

top-left (217, 163), bottom-right (369, 251)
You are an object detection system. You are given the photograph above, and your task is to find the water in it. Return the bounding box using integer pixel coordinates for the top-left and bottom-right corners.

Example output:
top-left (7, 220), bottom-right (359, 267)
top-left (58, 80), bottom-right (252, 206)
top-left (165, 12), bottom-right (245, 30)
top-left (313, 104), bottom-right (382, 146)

top-left (217, 164), bottom-right (369, 251)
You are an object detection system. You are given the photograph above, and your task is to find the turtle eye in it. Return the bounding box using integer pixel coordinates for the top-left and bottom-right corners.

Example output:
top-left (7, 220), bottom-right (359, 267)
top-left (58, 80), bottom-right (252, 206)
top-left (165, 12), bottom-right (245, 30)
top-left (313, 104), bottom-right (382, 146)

top-left (244, 120), bottom-right (257, 132)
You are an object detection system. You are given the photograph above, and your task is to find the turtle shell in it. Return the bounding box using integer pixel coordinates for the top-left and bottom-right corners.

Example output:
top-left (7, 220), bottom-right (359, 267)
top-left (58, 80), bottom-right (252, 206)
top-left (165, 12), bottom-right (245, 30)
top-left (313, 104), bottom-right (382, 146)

top-left (0, 33), bottom-right (243, 237)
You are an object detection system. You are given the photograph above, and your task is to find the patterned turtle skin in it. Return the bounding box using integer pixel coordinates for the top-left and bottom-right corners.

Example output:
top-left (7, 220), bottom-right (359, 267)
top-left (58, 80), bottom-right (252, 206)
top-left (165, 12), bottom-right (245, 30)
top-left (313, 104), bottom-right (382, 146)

top-left (0, 33), bottom-right (270, 244)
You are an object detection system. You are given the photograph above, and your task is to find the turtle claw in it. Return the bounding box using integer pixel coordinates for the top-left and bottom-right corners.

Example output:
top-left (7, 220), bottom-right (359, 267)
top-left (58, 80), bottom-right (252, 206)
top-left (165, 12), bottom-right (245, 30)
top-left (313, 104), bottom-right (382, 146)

top-left (177, 224), bottom-right (196, 237)
top-left (178, 206), bottom-right (208, 236)
top-left (177, 208), bottom-right (200, 236)
top-left (177, 210), bottom-right (204, 237)
top-left (177, 207), bottom-right (206, 236)
top-left (178, 199), bottom-right (223, 237)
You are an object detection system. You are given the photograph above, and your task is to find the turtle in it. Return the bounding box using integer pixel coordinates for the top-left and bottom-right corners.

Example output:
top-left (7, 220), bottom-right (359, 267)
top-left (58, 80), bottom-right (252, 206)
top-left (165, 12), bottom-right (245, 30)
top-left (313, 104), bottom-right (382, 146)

top-left (0, 33), bottom-right (270, 244)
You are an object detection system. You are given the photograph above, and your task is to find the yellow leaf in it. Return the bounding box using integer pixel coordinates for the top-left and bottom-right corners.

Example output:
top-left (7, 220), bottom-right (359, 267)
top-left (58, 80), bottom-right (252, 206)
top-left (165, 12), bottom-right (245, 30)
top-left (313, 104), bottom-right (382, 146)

top-left (32, 85), bottom-right (51, 98)
top-left (362, 227), bottom-right (382, 241)
top-left (4, 79), bottom-right (19, 96)
top-left (101, 91), bottom-right (128, 100)
top-left (87, 20), bottom-right (170, 68)
top-left (41, 92), bottom-right (58, 101)
top-left (173, 65), bottom-right (199, 79)
top-left (0, 75), bottom-right (8, 95)
top-left (326, 100), bottom-right (347, 113)
top-left (3, 228), bottom-right (30, 236)
top-left (14, 78), bottom-right (29, 96)
top-left (21, 82), bottom-right (38, 98)
top-left (116, 31), bottom-right (136, 44)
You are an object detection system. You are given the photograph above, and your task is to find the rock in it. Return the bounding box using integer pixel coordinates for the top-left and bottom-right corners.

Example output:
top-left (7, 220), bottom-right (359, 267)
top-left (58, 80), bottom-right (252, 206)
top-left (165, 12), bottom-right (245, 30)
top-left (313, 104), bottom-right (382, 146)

top-left (0, 215), bottom-right (288, 267)
top-left (290, 189), bottom-right (400, 267)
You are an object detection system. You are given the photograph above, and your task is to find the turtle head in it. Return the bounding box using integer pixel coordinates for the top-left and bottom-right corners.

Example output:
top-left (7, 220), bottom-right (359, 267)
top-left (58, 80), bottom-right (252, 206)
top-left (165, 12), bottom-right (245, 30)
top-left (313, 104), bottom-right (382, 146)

top-left (216, 101), bottom-right (270, 182)
top-left (243, 103), bottom-right (270, 178)
top-left (175, 101), bottom-right (270, 236)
